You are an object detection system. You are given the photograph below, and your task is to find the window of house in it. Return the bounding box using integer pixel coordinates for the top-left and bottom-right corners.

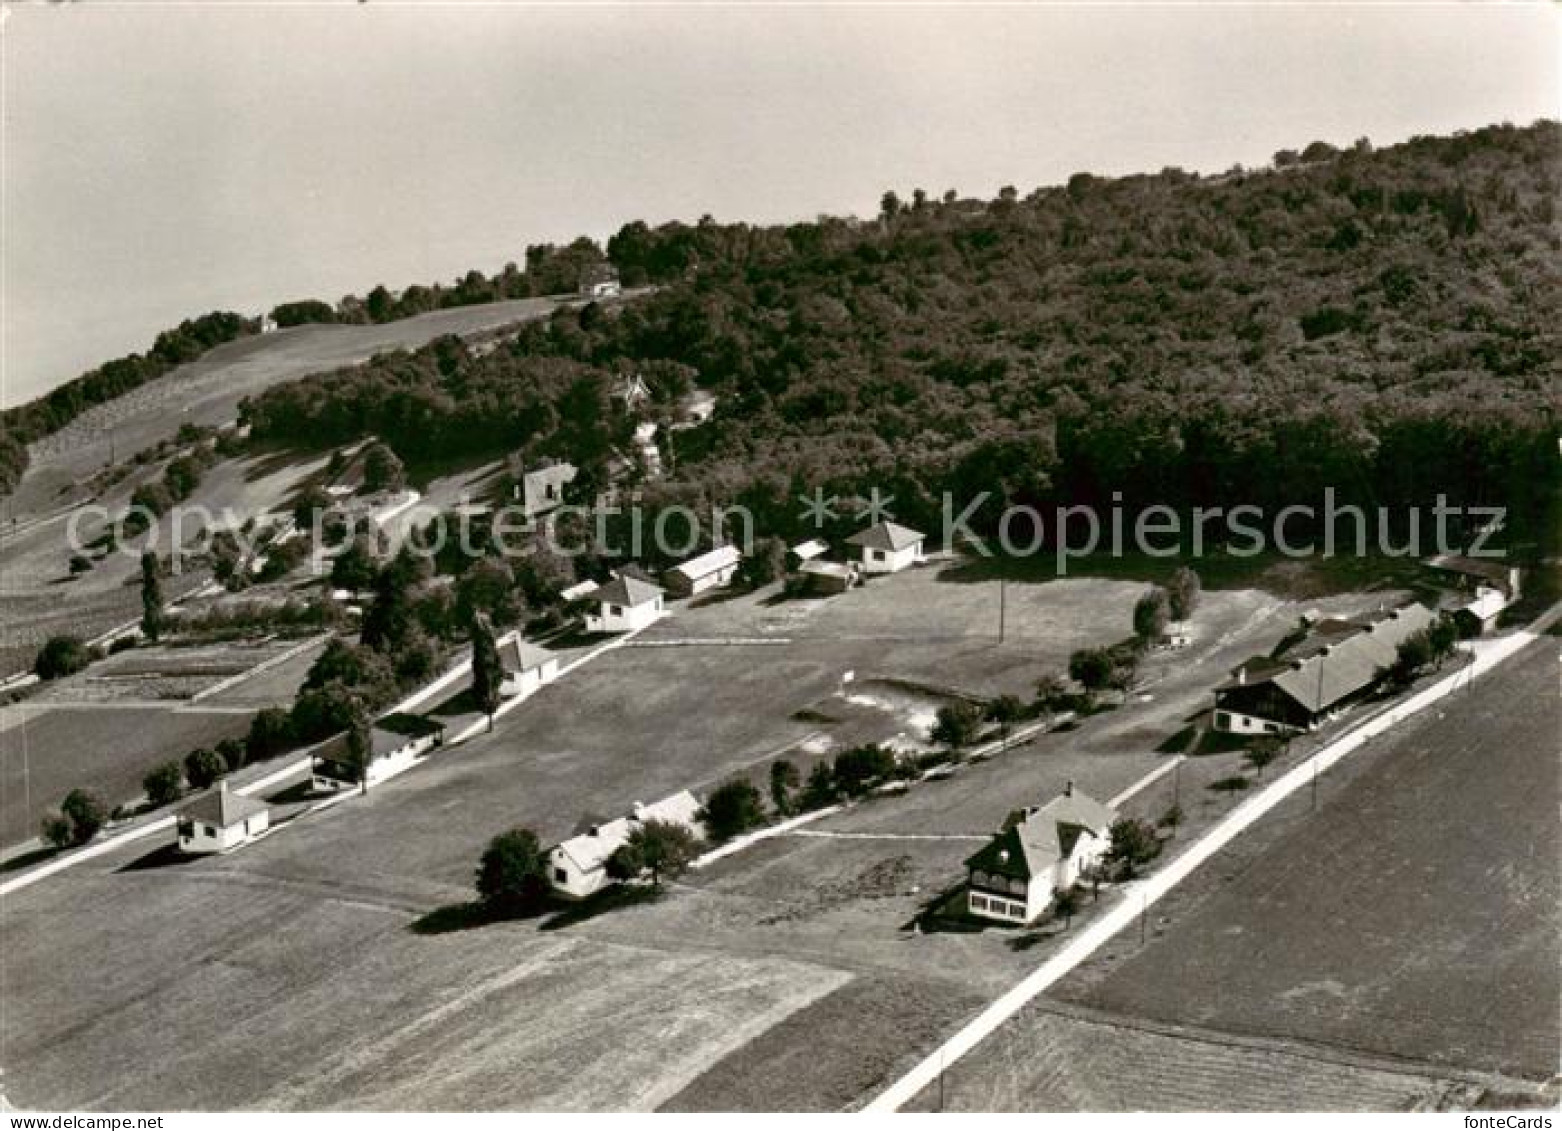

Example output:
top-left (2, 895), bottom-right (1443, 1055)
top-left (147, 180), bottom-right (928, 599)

top-left (554, 867), bottom-right (568, 883)
top-left (204, 824), bottom-right (217, 837)
top-left (1215, 711), bottom-right (1231, 728)
top-left (609, 604), bottom-right (621, 615)
top-left (971, 895), bottom-right (988, 911)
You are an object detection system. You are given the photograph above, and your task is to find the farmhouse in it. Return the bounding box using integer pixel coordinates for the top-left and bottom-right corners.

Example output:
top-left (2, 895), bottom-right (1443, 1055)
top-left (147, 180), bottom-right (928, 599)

top-left (312, 713), bottom-right (446, 791)
top-left (510, 459), bottom-right (577, 520)
top-left (1213, 602), bottom-right (1435, 735)
top-left (1450, 589), bottom-right (1506, 637)
top-left (498, 632), bottom-right (560, 698)
top-left (177, 782), bottom-right (270, 855)
top-left (585, 573), bottom-right (665, 633)
top-left (846, 521), bottom-right (925, 574)
top-left (964, 783), bottom-right (1117, 924)
top-left (799, 558), bottom-right (856, 595)
top-left (663, 545), bottom-right (742, 597)
top-left (547, 791), bottom-right (703, 900)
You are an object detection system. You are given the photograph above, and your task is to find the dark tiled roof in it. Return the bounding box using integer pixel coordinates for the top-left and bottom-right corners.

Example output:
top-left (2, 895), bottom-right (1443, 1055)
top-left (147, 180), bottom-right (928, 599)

top-left (181, 785), bottom-right (267, 829)
top-left (595, 574), bottom-right (663, 607)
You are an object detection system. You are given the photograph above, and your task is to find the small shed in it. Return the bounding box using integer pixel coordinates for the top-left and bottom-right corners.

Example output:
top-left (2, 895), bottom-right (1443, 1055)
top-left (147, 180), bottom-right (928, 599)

top-left (663, 545), bottom-right (742, 597)
top-left (177, 783), bottom-right (269, 855)
top-left (498, 632), bottom-right (561, 698)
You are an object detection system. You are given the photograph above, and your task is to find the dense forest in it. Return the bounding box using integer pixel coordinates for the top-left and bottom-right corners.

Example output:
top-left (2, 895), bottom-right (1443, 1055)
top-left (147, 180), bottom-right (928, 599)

top-left (242, 122), bottom-right (1561, 555)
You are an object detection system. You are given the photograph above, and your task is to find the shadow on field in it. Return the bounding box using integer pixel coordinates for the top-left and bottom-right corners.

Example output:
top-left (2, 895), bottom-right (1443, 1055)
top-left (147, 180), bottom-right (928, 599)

top-left (410, 884), bottom-right (666, 936)
top-left (117, 843), bottom-right (201, 872)
top-left (1, 846), bottom-right (60, 875)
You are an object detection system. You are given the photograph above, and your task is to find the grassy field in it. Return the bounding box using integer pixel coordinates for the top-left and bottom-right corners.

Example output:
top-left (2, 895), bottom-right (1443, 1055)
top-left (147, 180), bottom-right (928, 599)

top-left (1054, 635), bottom-right (1561, 1082)
top-left (0, 563), bottom-right (1405, 1109)
top-left (903, 1002), bottom-right (1488, 1112)
top-left (0, 704), bottom-right (253, 848)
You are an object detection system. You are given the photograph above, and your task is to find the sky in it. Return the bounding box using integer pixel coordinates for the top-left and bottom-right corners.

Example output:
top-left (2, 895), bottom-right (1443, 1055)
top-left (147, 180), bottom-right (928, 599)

top-left (2, 1), bottom-right (1557, 407)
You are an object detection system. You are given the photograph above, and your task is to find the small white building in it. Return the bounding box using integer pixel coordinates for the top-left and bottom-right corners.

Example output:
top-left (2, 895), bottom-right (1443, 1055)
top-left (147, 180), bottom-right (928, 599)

top-left (963, 784), bottom-right (1117, 925)
top-left (177, 783), bottom-right (270, 855)
top-left (512, 460), bottom-right (578, 521)
top-left (585, 573), bottom-right (665, 633)
top-left (498, 632), bottom-right (561, 698)
top-left (546, 791), bottom-right (703, 900)
top-left (846, 521), bottom-right (925, 574)
top-left (312, 715), bottom-right (445, 791)
top-left (559, 579), bottom-right (601, 604)
top-left (662, 545), bottom-right (742, 597)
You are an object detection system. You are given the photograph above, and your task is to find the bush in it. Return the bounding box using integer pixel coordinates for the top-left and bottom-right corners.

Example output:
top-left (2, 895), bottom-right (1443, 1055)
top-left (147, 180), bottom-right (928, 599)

top-left (142, 761), bottom-right (185, 807)
top-left (107, 635), bottom-right (138, 655)
top-left (930, 703), bottom-right (983, 750)
top-left (475, 827), bottom-right (548, 910)
top-left (246, 707), bottom-right (296, 762)
top-left (34, 635), bottom-right (94, 680)
top-left (700, 779), bottom-right (766, 842)
top-left (60, 789), bottom-right (108, 845)
top-left (605, 819), bottom-right (701, 886)
top-left (184, 747), bottom-right (227, 790)
top-left (39, 812), bottom-right (73, 849)
top-left (832, 744), bottom-right (898, 797)
top-left (1105, 816), bottom-right (1161, 878)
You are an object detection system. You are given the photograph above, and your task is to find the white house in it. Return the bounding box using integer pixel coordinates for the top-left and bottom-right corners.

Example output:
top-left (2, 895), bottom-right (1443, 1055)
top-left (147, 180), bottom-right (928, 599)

top-left (512, 460), bottom-right (577, 520)
top-left (312, 714), bottom-right (445, 791)
top-left (546, 791), bottom-right (703, 900)
top-left (788, 539), bottom-right (829, 568)
top-left (846, 521), bottom-right (925, 574)
top-left (963, 784), bottom-right (1117, 925)
top-left (662, 544), bottom-right (742, 597)
top-left (585, 573), bottom-right (665, 633)
top-left (559, 579), bottom-right (600, 604)
top-left (177, 782), bottom-right (270, 855)
top-left (498, 632), bottom-right (560, 698)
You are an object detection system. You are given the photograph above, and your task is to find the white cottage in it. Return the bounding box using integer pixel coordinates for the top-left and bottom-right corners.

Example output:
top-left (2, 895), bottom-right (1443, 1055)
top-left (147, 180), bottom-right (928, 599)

top-left (585, 573), bottom-right (665, 633)
top-left (662, 545), bottom-right (742, 597)
top-left (312, 715), bottom-right (445, 791)
top-left (963, 784), bottom-right (1117, 924)
top-left (498, 632), bottom-right (561, 698)
top-left (177, 783), bottom-right (270, 855)
top-left (846, 521), bottom-right (925, 574)
top-left (546, 791), bottom-right (703, 900)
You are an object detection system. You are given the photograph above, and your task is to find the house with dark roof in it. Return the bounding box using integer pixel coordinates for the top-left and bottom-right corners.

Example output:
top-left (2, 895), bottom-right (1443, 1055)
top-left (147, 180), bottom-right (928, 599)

top-left (177, 782), bottom-right (270, 855)
top-left (312, 714), bottom-right (446, 791)
top-left (963, 783), bottom-right (1118, 924)
top-left (497, 632), bottom-right (560, 699)
top-left (1213, 602), bottom-right (1435, 736)
top-left (585, 572), bottom-right (665, 633)
top-left (1427, 553), bottom-right (1521, 600)
top-left (846, 521), bottom-right (925, 574)
top-left (662, 544), bottom-right (742, 597)
top-left (547, 791), bottom-right (702, 900)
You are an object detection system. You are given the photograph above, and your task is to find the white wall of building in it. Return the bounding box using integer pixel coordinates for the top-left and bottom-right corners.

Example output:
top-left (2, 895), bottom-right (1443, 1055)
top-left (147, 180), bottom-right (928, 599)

top-left (857, 542), bottom-right (922, 575)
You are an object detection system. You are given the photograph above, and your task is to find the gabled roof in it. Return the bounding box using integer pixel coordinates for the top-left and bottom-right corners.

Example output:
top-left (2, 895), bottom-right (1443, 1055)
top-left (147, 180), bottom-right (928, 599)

top-left (667, 544), bottom-right (741, 582)
top-left (1456, 590), bottom-right (1507, 622)
top-left (1218, 603), bottom-right (1435, 713)
top-left (846, 521), bottom-right (924, 553)
top-left (181, 784), bottom-right (267, 829)
top-left (550, 790), bottom-right (701, 874)
top-left (498, 633), bottom-right (557, 673)
top-left (315, 720), bottom-right (438, 768)
top-left (964, 788), bottom-right (1117, 881)
top-left (595, 573), bottom-right (663, 608)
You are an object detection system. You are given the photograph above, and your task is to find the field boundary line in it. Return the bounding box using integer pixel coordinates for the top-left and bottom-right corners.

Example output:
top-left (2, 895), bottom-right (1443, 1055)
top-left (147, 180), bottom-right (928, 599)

top-left (865, 618), bottom-right (1555, 1111)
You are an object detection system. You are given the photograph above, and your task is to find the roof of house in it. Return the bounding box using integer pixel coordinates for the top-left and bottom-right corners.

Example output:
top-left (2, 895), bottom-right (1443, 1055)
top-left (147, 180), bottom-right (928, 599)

top-left (1427, 554), bottom-right (1516, 587)
top-left (790, 539), bottom-right (829, 561)
top-left (846, 521), bottom-right (925, 553)
top-left (550, 790), bottom-right (702, 874)
top-left (498, 633), bottom-right (557, 673)
top-left (181, 783), bottom-right (268, 829)
top-left (666, 544), bottom-right (741, 583)
top-left (595, 573), bottom-right (664, 608)
top-left (964, 788), bottom-right (1117, 881)
top-left (560, 580), bottom-right (600, 602)
top-left (1217, 602), bottom-right (1435, 713)
top-left (315, 721), bottom-right (434, 768)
